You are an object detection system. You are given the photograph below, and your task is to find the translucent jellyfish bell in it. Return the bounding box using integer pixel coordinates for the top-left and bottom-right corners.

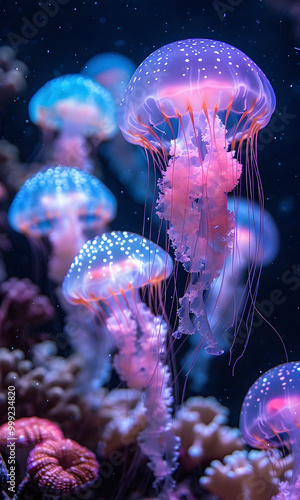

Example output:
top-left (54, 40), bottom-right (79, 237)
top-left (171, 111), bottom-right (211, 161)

top-left (29, 74), bottom-right (117, 138)
top-left (228, 198), bottom-right (280, 266)
top-left (118, 38), bottom-right (276, 147)
top-left (81, 52), bottom-right (136, 104)
top-left (240, 362), bottom-right (300, 498)
top-left (8, 166), bottom-right (116, 237)
top-left (29, 74), bottom-right (118, 171)
top-left (8, 166), bottom-right (117, 282)
top-left (62, 231), bottom-right (173, 305)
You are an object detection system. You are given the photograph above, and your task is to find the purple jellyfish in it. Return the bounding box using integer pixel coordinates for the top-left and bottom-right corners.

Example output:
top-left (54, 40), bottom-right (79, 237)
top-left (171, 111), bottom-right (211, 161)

top-left (118, 39), bottom-right (276, 356)
top-left (62, 231), bottom-right (180, 495)
top-left (29, 74), bottom-right (118, 171)
top-left (240, 362), bottom-right (300, 499)
top-left (8, 166), bottom-right (117, 283)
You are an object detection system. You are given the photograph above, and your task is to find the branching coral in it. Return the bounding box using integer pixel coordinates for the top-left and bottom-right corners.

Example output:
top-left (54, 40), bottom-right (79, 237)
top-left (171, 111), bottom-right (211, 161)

top-left (0, 346), bottom-right (147, 458)
top-left (0, 347), bottom-right (82, 430)
top-left (173, 396), bottom-right (243, 470)
top-left (200, 449), bottom-right (293, 500)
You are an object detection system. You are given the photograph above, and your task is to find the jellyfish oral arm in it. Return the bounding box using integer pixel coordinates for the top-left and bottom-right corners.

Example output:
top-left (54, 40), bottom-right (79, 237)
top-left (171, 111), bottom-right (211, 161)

top-left (48, 218), bottom-right (86, 283)
top-left (105, 292), bottom-right (180, 491)
top-left (51, 132), bottom-right (93, 172)
top-left (157, 112), bottom-right (242, 354)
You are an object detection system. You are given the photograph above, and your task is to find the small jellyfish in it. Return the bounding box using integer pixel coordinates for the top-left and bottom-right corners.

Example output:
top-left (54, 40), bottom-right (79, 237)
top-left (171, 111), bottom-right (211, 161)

top-left (81, 52), bottom-right (136, 104)
top-left (29, 74), bottom-right (118, 171)
top-left (182, 198), bottom-right (280, 390)
top-left (118, 39), bottom-right (276, 356)
top-left (8, 166), bottom-right (117, 283)
top-left (205, 197), bottom-right (280, 352)
top-left (62, 231), bottom-right (180, 495)
top-left (240, 362), bottom-right (300, 499)
top-left (82, 53), bottom-right (153, 205)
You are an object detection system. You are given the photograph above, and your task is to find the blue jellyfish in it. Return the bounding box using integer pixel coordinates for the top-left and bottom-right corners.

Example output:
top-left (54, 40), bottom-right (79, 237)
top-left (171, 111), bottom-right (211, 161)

top-left (118, 39), bottom-right (276, 356)
top-left (240, 362), bottom-right (300, 499)
top-left (29, 74), bottom-right (118, 171)
top-left (81, 52), bottom-right (136, 104)
top-left (62, 231), bottom-right (180, 495)
top-left (8, 166), bottom-right (117, 283)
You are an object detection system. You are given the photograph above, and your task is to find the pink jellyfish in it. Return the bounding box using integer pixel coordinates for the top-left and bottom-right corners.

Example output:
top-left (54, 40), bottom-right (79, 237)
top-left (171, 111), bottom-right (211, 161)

top-left (29, 74), bottom-right (118, 171)
top-left (8, 166), bottom-right (117, 283)
top-left (62, 231), bottom-right (180, 495)
top-left (118, 39), bottom-right (276, 356)
top-left (240, 362), bottom-right (300, 499)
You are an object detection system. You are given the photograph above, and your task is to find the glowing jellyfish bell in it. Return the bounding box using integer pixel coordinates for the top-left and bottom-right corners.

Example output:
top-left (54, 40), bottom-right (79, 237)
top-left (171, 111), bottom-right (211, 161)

top-left (62, 232), bottom-right (180, 492)
top-left (8, 166), bottom-right (117, 283)
top-left (62, 230), bottom-right (172, 310)
top-left (29, 74), bottom-right (118, 171)
top-left (81, 52), bottom-right (136, 104)
top-left (118, 38), bottom-right (276, 356)
top-left (240, 362), bottom-right (300, 499)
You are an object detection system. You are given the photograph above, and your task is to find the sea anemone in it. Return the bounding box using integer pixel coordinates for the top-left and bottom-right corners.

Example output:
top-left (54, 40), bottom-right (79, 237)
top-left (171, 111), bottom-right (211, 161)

top-left (26, 438), bottom-right (99, 496)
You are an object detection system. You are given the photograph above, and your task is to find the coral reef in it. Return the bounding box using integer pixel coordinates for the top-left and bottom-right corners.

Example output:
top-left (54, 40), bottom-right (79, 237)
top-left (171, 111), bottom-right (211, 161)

top-left (173, 396), bottom-right (244, 470)
top-left (200, 449), bottom-right (293, 500)
top-left (0, 278), bottom-right (55, 351)
top-left (25, 438), bottom-right (99, 496)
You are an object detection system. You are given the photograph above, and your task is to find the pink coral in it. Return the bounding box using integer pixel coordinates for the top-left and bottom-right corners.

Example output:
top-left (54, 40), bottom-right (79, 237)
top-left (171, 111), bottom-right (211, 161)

top-left (26, 438), bottom-right (99, 495)
top-left (0, 417), bottom-right (63, 449)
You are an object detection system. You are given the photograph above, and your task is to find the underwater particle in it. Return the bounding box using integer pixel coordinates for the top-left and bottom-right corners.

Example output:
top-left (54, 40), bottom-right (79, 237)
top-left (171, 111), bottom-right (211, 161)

top-left (118, 38), bottom-right (276, 356)
top-left (25, 438), bottom-right (99, 495)
top-left (240, 362), bottom-right (300, 499)
top-left (8, 166), bottom-right (117, 283)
